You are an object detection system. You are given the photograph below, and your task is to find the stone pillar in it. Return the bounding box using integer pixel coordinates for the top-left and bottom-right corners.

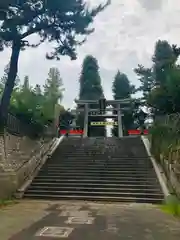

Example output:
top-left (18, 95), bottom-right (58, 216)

top-left (83, 104), bottom-right (89, 137)
top-left (117, 103), bottom-right (123, 137)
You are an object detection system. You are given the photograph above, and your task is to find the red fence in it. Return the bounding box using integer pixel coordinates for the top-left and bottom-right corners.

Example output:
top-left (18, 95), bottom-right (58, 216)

top-left (128, 129), bottom-right (148, 135)
top-left (60, 129), bottom-right (84, 135)
top-left (59, 129), bottom-right (148, 135)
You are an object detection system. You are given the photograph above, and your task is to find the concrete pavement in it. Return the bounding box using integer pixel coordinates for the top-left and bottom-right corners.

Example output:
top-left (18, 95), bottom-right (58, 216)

top-left (0, 200), bottom-right (180, 240)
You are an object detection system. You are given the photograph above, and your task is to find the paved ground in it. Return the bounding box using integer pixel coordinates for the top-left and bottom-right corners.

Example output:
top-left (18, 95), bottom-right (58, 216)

top-left (0, 200), bottom-right (180, 240)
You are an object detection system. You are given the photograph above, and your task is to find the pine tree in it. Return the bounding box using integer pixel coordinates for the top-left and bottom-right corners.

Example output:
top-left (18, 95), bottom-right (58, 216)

top-left (112, 71), bottom-right (135, 136)
top-left (135, 40), bottom-right (180, 115)
top-left (43, 67), bottom-right (65, 120)
top-left (77, 55), bottom-right (106, 136)
top-left (79, 55), bottom-right (103, 100)
top-left (0, 0), bottom-right (110, 121)
top-left (44, 67), bottom-right (64, 103)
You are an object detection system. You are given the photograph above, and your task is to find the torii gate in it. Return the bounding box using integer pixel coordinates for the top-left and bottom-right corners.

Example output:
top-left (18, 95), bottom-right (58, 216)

top-left (75, 98), bottom-right (131, 138)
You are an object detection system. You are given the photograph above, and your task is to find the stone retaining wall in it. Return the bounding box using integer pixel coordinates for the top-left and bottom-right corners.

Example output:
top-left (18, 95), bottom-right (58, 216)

top-left (0, 131), bottom-right (56, 199)
top-left (160, 148), bottom-right (180, 197)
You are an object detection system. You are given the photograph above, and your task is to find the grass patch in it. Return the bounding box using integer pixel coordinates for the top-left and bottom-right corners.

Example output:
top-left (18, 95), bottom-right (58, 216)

top-left (159, 195), bottom-right (180, 217)
top-left (160, 204), bottom-right (180, 216)
top-left (0, 198), bottom-right (18, 208)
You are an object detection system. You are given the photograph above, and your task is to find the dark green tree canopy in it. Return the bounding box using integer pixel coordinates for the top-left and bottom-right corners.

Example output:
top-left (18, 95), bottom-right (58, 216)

top-left (77, 55), bottom-right (105, 136)
top-left (135, 39), bottom-right (180, 115)
top-left (0, 0), bottom-right (110, 121)
top-left (79, 55), bottom-right (103, 100)
top-left (111, 70), bottom-right (135, 136)
top-left (0, 0), bottom-right (110, 60)
top-left (112, 71), bottom-right (135, 99)
top-left (152, 40), bottom-right (179, 86)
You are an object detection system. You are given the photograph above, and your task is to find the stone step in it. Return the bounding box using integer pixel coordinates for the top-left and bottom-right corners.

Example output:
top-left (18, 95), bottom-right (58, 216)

top-left (34, 175), bottom-right (158, 181)
top-left (57, 154), bottom-right (149, 157)
top-left (30, 182), bottom-right (160, 189)
top-left (50, 156), bottom-right (149, 159)
top-left (44, 166), bottom-right (153, 170)
top-left (23, 193), bottom-right (163, 204)
top-left (44, 165), bottom-right (152, 169)
top-left (33, 178), bottom-right (158, 184)
top-left (42, 166), bottom-right (153, 170)
top-left (24, 189), bottom-right (164, 199)
top-left (37, 172), bottom-right (156, 178)
top-left (53, 157), bottom-right (148, 161)
top-left (45, 164), bottom-right (152, 168)
top-left (56, 152), bottom-right (148, 156)
top-left (53, 160), bottom-right (149, 163)
top-left (39, 169), bottom-right (155, 174)
top-left (27, 185), bottom-right (162, 194)
top-left (47, 159), bottom-right (151, 164)
top-left (23, 136), bottom-right (164, 204)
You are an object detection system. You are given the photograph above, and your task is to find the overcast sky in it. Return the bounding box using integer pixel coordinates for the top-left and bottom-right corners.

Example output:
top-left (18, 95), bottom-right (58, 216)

top-left (0, 0), bottom-right (180, 109)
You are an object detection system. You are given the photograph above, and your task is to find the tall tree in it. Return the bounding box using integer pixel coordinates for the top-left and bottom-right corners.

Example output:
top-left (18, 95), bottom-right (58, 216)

top-left (44, 68), bottom-right (64, 102)
top-left (153, 41), bottom-right (178, 82)
top-left (135, 40), bottom-right (180, 115)
top-left (77, 55), bottom-right (105, 136)
top-left (112, 71), bottom-right (135, 136)
top-left (134, 65), bottom-right (155, 100)
top-left (112, 71), bottom-right (135, 99)
top-left (0, 0), bottom-right (110, 122)
top-left (12, 75), bottom-right (35, 121)
top-left (79, 56), bottom-right (103, 100)
top-left (43, 67), bottom-right (65, 120)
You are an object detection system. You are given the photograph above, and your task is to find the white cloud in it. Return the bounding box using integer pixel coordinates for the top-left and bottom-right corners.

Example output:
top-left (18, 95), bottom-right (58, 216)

top-left (0, 0), bottom-right (180, 108)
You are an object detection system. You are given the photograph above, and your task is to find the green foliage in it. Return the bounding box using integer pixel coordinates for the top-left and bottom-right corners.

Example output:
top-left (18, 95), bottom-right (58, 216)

top-left (112, 71), bottom-right (135, 99)
top-left (1, 66), bottom-right (65, 131)
top-left (134, 65), bottom-right (155, 100)
top-left (149, 115), bottom-right (180, 202)
top-left (161, 195), bottom-right (180, 217)
top-left (77, 55), bottom-right (105, 136)
top-left (135, 40), bottom-right (180, 115)
top-left (0, 0), bottom-right (110, 58)
top-left (0, 0), bottom-right (110, 118)
top-left (0, 198), bottom-right (18, 208)
top-left (149, 113), bottom-right (180, 189)
top-left (111, 70), bottom-right (135, 136)
top-left (79, 55), bottom-right (103, 100)
top-left (43, 67), bottom-right (65, 119)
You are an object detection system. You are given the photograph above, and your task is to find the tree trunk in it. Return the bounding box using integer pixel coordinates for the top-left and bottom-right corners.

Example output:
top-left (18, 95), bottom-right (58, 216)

top-left (0, 40), bottom-right (21, 123)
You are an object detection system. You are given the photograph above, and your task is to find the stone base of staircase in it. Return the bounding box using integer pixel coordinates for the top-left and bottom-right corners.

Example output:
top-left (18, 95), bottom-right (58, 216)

top-left (0, 136), bottom-right (61, 199)
top-left (23, 137), bottom-right (165, 204)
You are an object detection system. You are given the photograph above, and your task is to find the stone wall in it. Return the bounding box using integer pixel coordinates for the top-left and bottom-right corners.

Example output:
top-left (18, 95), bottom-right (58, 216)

top-left (0, 130), bottom-right (56, 199)
top-left (160, 147), bottom-right (180, 197)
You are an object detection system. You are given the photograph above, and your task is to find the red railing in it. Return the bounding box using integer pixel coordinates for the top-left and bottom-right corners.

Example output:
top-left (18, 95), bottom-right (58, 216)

top-left (128, 129), bottom-right (148, 135)
top-left (60, 129), bottom-right (84, 135)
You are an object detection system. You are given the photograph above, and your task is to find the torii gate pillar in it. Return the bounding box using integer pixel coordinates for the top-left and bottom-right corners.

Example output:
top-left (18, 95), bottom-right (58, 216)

top-left (83, 103), bottom-right (89, 137)
top-left (117, 103), bottom-right (123, 137)
top-left (75, 98), bottom-right (130, 138)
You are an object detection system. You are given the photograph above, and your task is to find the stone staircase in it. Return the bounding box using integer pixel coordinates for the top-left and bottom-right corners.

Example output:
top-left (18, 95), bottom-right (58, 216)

top-left (23, 137), bottom-right (164, 203)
